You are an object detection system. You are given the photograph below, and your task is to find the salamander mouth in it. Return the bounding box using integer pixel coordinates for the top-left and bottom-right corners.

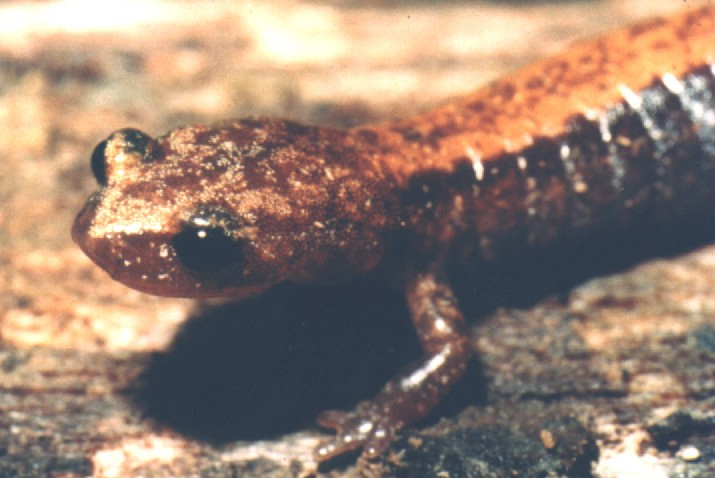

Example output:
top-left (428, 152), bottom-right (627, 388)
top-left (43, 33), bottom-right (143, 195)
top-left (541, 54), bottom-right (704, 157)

top-left (72, 195), bottom-right (276, 299)
top-left (71, 193), bottom-right (101, 260)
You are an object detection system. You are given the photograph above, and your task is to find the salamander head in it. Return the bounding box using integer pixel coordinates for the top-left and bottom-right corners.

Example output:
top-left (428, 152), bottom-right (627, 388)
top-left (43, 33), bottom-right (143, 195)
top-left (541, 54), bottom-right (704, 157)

top-left (72, 119), bottom-right (390, 298)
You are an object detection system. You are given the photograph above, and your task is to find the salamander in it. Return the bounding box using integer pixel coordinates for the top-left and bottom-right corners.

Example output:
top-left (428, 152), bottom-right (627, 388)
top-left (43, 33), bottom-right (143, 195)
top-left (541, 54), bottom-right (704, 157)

top-left (72, 6), bottom-right (715, 461)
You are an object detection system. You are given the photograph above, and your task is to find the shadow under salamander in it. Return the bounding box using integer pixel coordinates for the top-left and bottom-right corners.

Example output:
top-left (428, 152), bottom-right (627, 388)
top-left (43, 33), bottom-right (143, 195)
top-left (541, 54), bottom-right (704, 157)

top-left (132, 278), bottom-right (487, 443)
top-left (132, 206), bottom-right (715, 444)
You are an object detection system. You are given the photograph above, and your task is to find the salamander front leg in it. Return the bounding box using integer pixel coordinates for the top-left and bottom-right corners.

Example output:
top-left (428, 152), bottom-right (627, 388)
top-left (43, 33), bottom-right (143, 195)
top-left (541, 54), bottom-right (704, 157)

top-left (315, 267), bottom-right (472, 461)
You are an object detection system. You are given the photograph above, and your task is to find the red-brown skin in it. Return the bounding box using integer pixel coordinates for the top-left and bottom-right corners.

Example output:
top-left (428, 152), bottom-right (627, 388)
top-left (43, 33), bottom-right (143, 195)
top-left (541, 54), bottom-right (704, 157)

top-left (73, 6), bottom-right (715, 461)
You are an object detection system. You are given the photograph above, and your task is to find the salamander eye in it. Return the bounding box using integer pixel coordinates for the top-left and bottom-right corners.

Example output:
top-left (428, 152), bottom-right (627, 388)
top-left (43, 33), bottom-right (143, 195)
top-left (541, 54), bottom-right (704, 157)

top-left (172, 207), bottom-right (246, 274)
top-left (91, 129), bottom-right (158, 186)
top-left (117, 128), bottom-right (156, 160)
top-left (90, 139), bottom-right (108, 186)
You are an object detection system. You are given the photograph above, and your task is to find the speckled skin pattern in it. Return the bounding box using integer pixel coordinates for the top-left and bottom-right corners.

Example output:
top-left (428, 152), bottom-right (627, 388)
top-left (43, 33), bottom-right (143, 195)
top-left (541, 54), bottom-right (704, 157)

top-left (73, 7), bottom-right (715, 461)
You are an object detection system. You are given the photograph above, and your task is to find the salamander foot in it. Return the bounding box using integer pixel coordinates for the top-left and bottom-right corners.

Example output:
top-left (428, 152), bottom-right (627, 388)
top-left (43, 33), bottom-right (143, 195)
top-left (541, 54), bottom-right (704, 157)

top-left (315, 402), bottom-right (398, 461)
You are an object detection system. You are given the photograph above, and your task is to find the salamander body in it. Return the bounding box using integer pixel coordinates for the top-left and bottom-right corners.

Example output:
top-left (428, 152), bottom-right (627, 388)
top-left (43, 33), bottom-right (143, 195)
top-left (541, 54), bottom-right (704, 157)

top-left (73, 6), bottom-right (715, 461)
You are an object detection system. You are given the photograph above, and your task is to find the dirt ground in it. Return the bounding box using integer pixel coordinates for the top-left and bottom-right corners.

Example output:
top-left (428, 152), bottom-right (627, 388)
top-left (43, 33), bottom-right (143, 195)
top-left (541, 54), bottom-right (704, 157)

top-left (0, 0), bottom-right (713, 476)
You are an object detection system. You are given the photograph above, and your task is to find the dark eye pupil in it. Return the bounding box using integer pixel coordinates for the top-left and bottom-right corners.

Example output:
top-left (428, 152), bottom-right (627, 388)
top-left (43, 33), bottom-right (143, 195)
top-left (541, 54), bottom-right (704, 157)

top-left (90, 139), bottom-right (108, 186)
top-left (119, 128), bottom-right (154, 159)
top-left (172, 225), bottom-right (244, 273)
